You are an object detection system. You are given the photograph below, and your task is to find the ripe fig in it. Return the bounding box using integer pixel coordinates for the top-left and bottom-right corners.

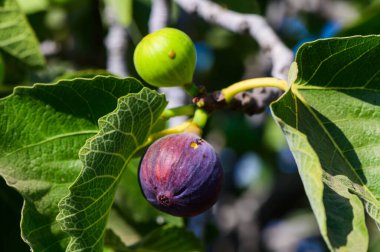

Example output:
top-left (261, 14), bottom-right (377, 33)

top-left (138, 133), bottom-right (223, 217)
top-left (133, 28), bottom-right (196, 88)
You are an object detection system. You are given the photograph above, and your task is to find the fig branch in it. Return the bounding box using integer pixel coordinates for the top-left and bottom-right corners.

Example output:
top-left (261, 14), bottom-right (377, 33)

top-left (192, 77), bottom-right (287, 115)
top-left (221, 77), bottom-right (288, 103)
top-left (174, 0), bottom-right (293, 80)
top-left (147, 77), bottom-right (287, 145)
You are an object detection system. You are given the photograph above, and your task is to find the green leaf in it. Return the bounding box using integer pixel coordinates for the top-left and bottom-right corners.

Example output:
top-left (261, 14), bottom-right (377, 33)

top-left (271, 35), bottom-right (380, 251)
top-left (54, 69), bottom-right (115, 82)
top-left (0, 53), bottom-right (4, 84)
top-left (0, 0), bottom-right (45, 67)
top-left (0, 76), bottom-right (145, 251)
top-left (57, 87), bottom-right (168, 251)
top-left (130, 225), bottom-right (203, 252)
top-left (339, 3), bottom-right (380, 36)
top-left (105, 228), bottom-right (134, 252)
top-left (16, 0), bottom-right (49, 14)
top-left (105, 224), bottom-right (203, 252)
top-left (106, 208), bottom-right (141, 248)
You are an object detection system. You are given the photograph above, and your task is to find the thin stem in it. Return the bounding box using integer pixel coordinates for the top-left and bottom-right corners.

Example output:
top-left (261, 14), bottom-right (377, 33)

top-left (221, 77), bottom-right (288, 103)
top-left (183, 82), bottom-right (200, 97)
top-left (192, 108), bottom-right (208, 129)
top-left (146, 120), bottom-right (194, 145)
top-left (161, 105), bottom-right (195, 120)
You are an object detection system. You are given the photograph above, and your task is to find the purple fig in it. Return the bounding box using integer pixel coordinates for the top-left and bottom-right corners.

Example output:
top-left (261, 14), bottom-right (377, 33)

top-left (138, 133), bottom-right (224, 217)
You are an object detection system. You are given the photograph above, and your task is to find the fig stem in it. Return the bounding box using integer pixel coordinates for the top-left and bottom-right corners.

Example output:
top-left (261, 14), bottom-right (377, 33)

top-left (192, 108), bottom-right (208, 129)
top-left (161, 105), bottom-right (195, 120)
top-left (221, 77), bottom-right (288, 103)
top-left (146, 120), bottom-right (196, 145)
top-left (183, 82), bottom-right (200, 97)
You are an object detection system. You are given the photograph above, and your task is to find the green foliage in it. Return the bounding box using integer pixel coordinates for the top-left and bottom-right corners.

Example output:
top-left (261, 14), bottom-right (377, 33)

top-left (0, 0), bottom-right (45, 67)
top-left (0, 76), bottom-right (146, 251)
top-left (339, 3), bottom-right (380, 36)
top-left (0, 54), bottom-right (3, 84)
top-left (130, 224), bottom-right (203, 252)
top-left (57, 84), bottom-right (167, 251)
top-left (0, 0), bottom-right (379, 249)
top-left (271, 35), bottom-right (380, 251)
top-left (16, 0), bottom-right (49, 14)
top-left (105, 224), bottom-right (203, 252)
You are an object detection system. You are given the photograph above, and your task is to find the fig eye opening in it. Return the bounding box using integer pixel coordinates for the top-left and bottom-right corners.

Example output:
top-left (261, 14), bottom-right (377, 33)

top-left (157, 194), bottom-right (172, 206)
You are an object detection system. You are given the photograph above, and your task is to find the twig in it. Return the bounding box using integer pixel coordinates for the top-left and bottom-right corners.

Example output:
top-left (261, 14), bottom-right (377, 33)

top-left (104, 7), bottom-right (129, 77)
top-left (149, 0), bottom-right (172, 32)
top-left (174, 0), bottom-right (293, 80)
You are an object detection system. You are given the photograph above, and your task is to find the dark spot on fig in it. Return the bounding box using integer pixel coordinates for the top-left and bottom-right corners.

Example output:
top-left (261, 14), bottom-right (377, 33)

top-left (190, 138), bottom-right (205, 149)
top-left (196, 138), bottom-right (204, 145)
top-left (168, 50), bottom-right (176, 59)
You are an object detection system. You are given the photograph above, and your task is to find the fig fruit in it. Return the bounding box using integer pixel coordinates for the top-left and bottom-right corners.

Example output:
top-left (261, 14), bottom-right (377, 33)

top-left (138, 133), bottom-right (223, 217)
top-left (133, 28), bottom-right (196, 88)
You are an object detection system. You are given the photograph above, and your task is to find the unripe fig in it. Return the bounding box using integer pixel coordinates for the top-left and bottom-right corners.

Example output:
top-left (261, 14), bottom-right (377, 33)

top-left (138, 133), bottom-right (223, 217)
top-left (133, 28), bottom-right (196, 88)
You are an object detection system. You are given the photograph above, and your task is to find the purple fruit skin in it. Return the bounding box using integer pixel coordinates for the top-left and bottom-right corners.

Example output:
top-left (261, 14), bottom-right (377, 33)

top-left (138, 133), bottom-right (224, 217)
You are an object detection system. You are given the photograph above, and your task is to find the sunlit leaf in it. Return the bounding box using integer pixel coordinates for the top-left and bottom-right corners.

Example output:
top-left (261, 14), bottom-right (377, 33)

top-left (0, 76), bottom-right (144, 251)
top-left (271, 35), bottom-right (380, 251)
top-left (57, 86), bottom-right (168, 251)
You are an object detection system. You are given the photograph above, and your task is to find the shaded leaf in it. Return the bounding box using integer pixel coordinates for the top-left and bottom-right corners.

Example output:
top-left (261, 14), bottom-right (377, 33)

top-left (105, 228), bottom-right (133, 252)
top-left (131, 225), bottom-right (203, 252)
top-left (0, 76), bottom-right (144, 251)
top-left (339, 3), bottom-right (380, 36)
top-left (0, 0), bottom-right (45, 67)
top-left (271, 35), bottom-right (380, 251)
top-left (57, 87), bottom-right (168, 251)
top-left (105, 224), bottom-right (202, 252)
top-left (16, 0), bottom-right (49, 14)
top-left (106, 208), bottom-right (141, 249)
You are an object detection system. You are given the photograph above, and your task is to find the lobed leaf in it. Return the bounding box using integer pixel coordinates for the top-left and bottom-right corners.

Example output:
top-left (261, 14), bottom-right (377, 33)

top-left (57, 86), bottom-right (168, 251)
top-left (0, 76), bottom-right (144, 251)
top-left (271, 35), bottom-right (380, 251)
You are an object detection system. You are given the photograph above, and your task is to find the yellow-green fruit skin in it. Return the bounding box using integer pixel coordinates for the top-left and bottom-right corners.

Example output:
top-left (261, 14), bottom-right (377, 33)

top-left (133, 28), bottom-right (196, 87)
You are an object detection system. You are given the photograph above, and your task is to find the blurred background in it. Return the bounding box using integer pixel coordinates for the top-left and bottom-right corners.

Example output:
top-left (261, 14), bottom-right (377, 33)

top-left (1, 0), bottom-right (380, 251)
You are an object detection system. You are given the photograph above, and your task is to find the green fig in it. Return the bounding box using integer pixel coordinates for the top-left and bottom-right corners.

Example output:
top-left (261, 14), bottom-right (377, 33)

top-left (133, 28), bottom-right (196, 88)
